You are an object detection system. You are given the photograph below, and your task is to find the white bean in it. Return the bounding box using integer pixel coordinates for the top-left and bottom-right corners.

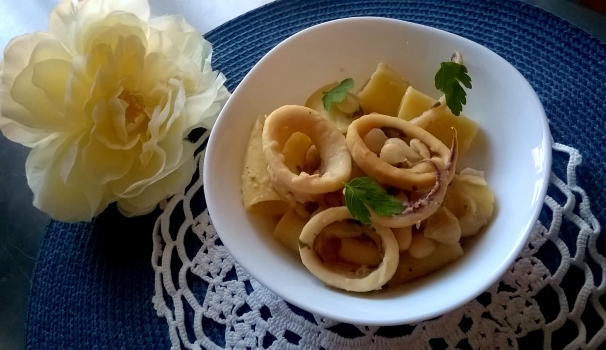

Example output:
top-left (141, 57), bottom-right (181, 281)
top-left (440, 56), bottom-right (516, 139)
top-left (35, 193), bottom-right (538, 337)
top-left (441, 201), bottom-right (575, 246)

top-left (305, 145), bottom-right (321, 173)
top-left (362, 128), bottom-right (388, 154)
top-left (410, 139), bottom-right (431, 159)
top-left (392, 226), bottom-right (412, 251)
top-left (394, 190), bottom-right (409, 205)
top-left (389, 138), bottom-right (424, 163)
top-left (323, 220), bottom-right (362, 238)
top-left (423, 206), bottom-right (461, 245)
top-left (379, 142), bottom-right (407, 164)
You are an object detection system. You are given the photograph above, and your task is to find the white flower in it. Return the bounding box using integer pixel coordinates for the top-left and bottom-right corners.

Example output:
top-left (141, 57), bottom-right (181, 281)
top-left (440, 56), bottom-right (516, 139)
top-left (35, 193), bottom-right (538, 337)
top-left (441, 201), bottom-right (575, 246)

top-left (0, 0), bottom-right (230, 222)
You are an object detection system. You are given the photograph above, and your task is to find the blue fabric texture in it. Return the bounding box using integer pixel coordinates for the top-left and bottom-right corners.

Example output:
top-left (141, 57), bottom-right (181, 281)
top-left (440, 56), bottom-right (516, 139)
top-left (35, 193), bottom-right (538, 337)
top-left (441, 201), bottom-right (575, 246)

top-left (27, 0), bottom-right (605, 348)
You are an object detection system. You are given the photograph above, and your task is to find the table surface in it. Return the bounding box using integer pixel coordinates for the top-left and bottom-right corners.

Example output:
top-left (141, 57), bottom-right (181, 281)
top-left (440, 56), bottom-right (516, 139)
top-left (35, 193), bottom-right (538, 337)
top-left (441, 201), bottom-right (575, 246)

top-left (0, 0), bottom-right (604, 349)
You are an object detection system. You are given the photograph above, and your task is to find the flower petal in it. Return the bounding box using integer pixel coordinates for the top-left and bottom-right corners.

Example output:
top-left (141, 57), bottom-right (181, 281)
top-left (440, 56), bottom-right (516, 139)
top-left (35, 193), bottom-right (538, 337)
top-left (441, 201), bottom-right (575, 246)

top-left (64, 55), bottom-right (94, 124)
top-left (116, 154), bottom-right (196, 217)
top-left (147, 29), bottom-right (204, 92)
top-left (0, 118), bottom-right (58, 147)
top-left (80, 12), bottom-right (148, 55)
top-left (82, 130), bottom-right (137, 185)
top-left (184, 73), bottom-right (230, 130)
top-left (0, 33), bottom-right (69, 144)
top-left (50, 0), bottom-right (151, 54)
top-left (48, 0), bottom-right (78, 54)
top-left (90, 96), bottom-right (139, 149)
top-left (148, 15), bottom-right (202, 63)
top-left (26, 135), bottom-right (112, 222)
top-left (155, 107), bottom-right (187, 170)
top-left (110, 145), bottom-right (166, 197)
top-left (31, 59), bottom-right (71, 113)
top-left (139, 52), bottom-right (179, 102)
top-left (11, 64), bottom-right (64, 129)
top-left (151, 78), bottom-right (186, 136)
top-left (1, 33), bottom-right (63, 84)
top-left (6, 36), bottom-right (76, 133)
top-left (79, 0), bottom-right (150, 22)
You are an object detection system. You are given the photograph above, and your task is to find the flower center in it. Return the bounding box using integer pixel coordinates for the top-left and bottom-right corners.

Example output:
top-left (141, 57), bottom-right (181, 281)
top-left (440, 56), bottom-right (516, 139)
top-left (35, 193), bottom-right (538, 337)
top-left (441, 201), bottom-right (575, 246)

top-left (118, 89), bottom-right (148, 133)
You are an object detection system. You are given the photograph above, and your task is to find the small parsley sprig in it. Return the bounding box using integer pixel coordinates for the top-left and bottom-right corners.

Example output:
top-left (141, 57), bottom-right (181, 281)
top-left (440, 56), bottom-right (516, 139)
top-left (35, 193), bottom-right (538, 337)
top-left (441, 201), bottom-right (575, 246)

top-left (434, 60), bottom-right (472, 116)
top-left (322, 78), bottom-right (354, 111)
top-left (344, 177), bottom-right (404, 225)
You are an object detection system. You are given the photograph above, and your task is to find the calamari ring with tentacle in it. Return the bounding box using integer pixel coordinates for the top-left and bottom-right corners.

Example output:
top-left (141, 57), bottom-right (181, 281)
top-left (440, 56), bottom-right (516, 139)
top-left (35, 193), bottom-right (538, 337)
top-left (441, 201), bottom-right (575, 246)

top-left (370, 132), bottom-right (458, 228)
top-left (262, 105), bottom-right (351, 202)
top-left (346, 113), bottom-right (454, 192)
top-left (298, 206), bottom-right (399, 292)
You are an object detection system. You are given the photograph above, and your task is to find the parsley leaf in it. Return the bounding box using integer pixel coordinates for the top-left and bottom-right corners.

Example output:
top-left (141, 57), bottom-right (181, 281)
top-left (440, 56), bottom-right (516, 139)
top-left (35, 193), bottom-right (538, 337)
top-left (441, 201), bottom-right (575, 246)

top-left (343, 177), bottom-right (404, 224)
top-left (322, 78), bottom-right (354, 111)
top-left (434, 61), bottom-right (472, 116)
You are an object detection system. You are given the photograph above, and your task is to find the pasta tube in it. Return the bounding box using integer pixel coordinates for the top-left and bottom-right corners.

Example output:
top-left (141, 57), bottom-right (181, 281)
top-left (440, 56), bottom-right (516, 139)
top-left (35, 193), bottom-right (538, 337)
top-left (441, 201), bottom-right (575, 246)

top-left (241, 116), bottom-right (293, 215)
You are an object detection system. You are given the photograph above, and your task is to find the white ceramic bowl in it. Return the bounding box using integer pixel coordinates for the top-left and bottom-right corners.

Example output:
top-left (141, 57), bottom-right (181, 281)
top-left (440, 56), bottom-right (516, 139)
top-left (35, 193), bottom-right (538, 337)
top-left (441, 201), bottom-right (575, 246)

top-left (204, 17), bottom-right (551, 325)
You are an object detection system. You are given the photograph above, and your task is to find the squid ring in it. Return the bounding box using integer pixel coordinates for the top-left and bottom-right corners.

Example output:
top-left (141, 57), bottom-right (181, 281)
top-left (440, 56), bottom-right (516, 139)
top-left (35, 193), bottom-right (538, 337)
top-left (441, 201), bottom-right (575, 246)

top-left (263, 105), bottom-right (351, 202)
top-left (370, 132), bottom-right (458, 228)
top-left (299, 206), bottom-right (399, 292)
top-left (346, 113), bottom-right (453, 192)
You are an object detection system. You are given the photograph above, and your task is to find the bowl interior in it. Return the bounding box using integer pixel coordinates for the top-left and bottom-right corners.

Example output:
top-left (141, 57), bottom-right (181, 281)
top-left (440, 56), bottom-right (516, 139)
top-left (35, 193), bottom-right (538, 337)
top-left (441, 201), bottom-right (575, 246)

top-left (204, 17), bottom-right (551, 325)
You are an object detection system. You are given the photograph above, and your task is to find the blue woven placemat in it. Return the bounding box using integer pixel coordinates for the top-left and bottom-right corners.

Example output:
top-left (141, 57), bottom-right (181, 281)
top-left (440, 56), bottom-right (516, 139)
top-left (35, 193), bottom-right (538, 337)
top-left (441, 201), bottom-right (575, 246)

top-left (26, 0), bottom-right (606, 348)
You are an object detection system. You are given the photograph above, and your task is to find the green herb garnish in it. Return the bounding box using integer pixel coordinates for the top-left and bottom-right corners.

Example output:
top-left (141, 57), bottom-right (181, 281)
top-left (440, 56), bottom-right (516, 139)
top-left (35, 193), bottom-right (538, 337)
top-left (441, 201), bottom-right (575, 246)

top-left (434, 61), bottom-right (472, 116)
top-left (322, 78), bottom-right (354, 111)
top-left (344, 177), bottom-right (404, 225)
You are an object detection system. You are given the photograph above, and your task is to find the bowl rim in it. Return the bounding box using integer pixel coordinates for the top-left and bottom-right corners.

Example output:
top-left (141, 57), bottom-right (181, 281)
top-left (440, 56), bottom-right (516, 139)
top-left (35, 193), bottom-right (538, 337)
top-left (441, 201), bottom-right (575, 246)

top-left (204, 16), bottom-right (552, 325)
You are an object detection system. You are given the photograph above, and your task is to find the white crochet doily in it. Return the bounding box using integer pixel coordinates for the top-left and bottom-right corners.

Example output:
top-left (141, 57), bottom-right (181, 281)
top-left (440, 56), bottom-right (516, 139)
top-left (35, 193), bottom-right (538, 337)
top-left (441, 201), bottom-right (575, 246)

top-left (151, 134), bottom-right (605, 349)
